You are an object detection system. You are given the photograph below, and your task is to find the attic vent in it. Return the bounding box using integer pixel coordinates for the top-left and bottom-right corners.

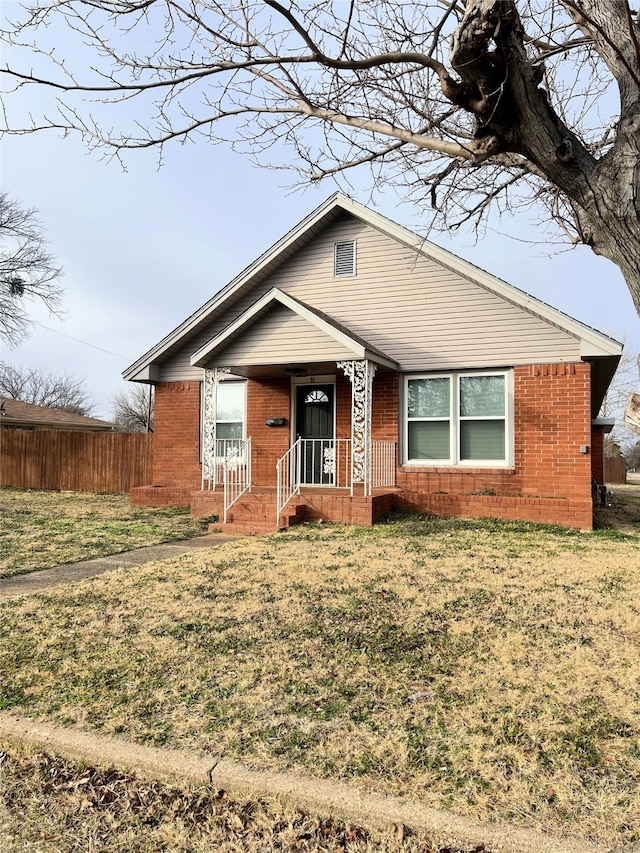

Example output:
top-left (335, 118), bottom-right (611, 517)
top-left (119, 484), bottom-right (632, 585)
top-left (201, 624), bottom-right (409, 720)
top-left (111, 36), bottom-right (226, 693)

top-left (334, 240), bottom-right (356, 277)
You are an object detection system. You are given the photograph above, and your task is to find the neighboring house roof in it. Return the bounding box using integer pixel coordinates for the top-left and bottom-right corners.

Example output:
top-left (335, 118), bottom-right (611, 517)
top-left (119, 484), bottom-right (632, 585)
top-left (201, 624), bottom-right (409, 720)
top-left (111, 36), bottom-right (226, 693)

top-left (123, 193), bottom-right (622, 411)
top-left (0, 399), bottom-right (115, 431)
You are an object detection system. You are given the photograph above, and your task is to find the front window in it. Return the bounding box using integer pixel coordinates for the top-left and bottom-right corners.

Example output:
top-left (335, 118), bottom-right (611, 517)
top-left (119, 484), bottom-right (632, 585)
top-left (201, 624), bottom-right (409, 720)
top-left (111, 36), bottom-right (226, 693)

top-left (216, 382), bottom-right (245, 456)
top-left (405, 372), bottom-right (510, 465)
top-left (407, 376), bottom-right (451, 461)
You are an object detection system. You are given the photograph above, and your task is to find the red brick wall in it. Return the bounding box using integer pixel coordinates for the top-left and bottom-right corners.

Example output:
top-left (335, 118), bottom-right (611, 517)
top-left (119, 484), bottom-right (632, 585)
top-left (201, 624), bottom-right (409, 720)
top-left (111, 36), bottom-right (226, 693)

top-left (247, 378), bottom-right (291, 485)
top-left (140, 364), bottom-right (595, 528)
top-left (372, 372), bottom-right (399, 442)
top-left (334, 371), bottom-right (399, 442)
top-left (513, 363), bottom-right (591, 501)
top-left (152, 381), bottom-right (202, 488)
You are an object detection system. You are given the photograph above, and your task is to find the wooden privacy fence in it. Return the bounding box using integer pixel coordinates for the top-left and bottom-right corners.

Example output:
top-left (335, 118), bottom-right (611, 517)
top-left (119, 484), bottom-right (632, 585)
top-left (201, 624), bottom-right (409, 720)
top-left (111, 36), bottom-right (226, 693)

top-left (605, 456), bottom-right (627, 485)
top-left (0, 429), bottom-right (153, 493)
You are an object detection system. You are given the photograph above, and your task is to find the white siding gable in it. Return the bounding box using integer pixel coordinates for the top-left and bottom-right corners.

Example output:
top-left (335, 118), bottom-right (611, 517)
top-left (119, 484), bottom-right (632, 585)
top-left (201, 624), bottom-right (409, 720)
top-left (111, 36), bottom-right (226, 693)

top-left (158, 213), bottom-right (581, 382)
top-left (206, 303), bottom-right (359, 367)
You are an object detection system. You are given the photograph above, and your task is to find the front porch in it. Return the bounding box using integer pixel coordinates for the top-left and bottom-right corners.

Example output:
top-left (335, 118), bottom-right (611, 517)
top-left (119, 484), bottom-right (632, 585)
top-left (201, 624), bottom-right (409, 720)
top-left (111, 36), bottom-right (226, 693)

top-left (195, 435), bottom-right (397, 533)
top-left (191, 483), bottom-right (399, 534)
top-left (186, 287), bottom-right (403, 533)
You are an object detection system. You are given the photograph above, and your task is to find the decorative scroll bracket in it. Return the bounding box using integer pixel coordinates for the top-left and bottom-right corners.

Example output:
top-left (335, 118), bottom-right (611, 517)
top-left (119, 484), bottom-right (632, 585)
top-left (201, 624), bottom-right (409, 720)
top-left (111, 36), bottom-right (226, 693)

top-left (202, 367), bottom-right (231, 485)
top-left (337, 359), bottom-right (376, 495)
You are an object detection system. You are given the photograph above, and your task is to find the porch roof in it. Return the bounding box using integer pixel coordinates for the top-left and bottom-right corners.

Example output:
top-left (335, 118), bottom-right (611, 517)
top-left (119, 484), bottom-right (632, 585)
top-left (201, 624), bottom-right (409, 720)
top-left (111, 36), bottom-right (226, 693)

top-left (190, 288), bottom-right (399, 373)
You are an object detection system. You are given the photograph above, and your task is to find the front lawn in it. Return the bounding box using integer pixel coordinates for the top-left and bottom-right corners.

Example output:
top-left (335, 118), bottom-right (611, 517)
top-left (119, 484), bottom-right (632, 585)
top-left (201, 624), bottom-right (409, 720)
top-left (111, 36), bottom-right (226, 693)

top-left (0, 488), bottom-right (202, 577)
top-left (1, 516), bottom-right (638, 848)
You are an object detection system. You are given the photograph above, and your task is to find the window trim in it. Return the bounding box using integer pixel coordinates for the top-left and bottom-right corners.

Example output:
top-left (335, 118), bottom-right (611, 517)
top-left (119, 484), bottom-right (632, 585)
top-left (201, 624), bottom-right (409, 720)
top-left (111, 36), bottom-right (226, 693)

top-left (403, 370), bottom-right (513, 467)
top-left (200, 378), bottom-right (247, 462)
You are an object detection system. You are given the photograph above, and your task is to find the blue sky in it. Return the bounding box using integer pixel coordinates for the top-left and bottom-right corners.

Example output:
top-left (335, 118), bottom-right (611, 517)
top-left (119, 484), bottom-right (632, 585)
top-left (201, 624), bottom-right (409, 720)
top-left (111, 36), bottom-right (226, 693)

top-left (1, 13), bottom-right (639, 419)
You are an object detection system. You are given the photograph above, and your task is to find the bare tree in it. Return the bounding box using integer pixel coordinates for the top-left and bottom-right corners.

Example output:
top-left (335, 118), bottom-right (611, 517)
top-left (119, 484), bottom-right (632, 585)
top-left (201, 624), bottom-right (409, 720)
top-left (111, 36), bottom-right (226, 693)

top-left (0, 362), bottom-right (95, 416)
top-left (628, 439), bottom-right (640, 470)
top-left (2, 2), bottom-right (640, 317)
top-left (0, 191), bottom-right (63, 347)
top-left (111, 384), bottom-right (154, 432)
top-left (599, 340), bottom-right (639, 454)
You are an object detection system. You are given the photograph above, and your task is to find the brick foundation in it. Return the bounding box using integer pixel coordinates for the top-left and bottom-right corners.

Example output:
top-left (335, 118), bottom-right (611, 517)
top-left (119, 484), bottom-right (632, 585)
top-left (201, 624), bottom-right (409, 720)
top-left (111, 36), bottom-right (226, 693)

top-left (393, 492), bottom-right (592, 529)
top-left (130, 484), bottom-right (192, 507)
top-left (301, 489), bottom-right (395, 526)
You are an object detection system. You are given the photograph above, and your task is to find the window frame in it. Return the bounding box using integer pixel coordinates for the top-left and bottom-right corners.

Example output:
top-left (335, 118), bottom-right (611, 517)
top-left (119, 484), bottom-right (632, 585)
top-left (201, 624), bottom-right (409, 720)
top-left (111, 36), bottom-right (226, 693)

top-left (403, 370), bottom-right (513, 467)
top-left (200, 379), bottom-right (247, 463)
top-left (215, 380), bottom-right (246, 440)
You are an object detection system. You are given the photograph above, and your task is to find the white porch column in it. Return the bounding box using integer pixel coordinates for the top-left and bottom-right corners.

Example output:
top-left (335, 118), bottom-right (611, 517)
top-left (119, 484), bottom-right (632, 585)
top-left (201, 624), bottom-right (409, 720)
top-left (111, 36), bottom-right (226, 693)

top-left (202, 367), bottom-right (230, 487)
top-left (337, 359), bottom-right (376, 496)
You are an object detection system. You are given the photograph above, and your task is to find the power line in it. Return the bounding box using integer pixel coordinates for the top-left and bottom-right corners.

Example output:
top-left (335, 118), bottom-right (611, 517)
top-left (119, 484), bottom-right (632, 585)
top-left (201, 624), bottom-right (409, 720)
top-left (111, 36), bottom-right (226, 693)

top-left (34, 322), bottom-right (133, 361)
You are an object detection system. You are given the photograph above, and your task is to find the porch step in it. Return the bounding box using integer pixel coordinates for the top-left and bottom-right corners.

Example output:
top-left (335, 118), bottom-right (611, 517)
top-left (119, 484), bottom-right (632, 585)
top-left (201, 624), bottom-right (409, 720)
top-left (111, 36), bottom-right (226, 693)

top-left (192, 486), bottom-right (397, 534)
top-left (221, 489), bottom-right (302, 534)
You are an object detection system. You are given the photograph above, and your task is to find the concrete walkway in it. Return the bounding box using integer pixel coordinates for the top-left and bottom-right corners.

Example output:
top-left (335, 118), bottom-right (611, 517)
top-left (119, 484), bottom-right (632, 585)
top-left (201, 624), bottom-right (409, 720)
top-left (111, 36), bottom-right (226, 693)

top-left (0, 533), bottom-right (242, 600)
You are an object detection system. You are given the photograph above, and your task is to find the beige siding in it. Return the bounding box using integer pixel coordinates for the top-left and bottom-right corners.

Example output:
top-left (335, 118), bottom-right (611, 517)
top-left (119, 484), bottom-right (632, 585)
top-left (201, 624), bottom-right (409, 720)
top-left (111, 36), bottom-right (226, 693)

top-left (211, 304), bottom-right (357, 366)
top-left (160, 214), bottom-right (581, 381)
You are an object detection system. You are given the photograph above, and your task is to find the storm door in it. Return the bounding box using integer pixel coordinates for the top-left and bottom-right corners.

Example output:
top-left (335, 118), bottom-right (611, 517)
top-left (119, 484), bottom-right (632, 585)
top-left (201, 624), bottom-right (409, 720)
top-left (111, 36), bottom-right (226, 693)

top-left (295, 384), bottom-right (335, 485)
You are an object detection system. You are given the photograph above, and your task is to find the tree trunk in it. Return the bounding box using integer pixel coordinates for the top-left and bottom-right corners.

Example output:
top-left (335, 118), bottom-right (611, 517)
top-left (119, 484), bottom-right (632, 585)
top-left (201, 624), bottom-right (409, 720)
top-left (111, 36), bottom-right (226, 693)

top-left (450, 0), bottom-right (640, 316)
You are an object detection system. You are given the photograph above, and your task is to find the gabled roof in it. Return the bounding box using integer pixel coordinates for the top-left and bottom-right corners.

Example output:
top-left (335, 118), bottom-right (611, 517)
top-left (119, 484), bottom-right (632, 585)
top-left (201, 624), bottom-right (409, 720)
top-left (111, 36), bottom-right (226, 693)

top-left (0, 399), bottom-right (115, 431)
top-left (123, 193), bottom-right (622, 382)
top-left (190, 288), bottom-right (399, 370)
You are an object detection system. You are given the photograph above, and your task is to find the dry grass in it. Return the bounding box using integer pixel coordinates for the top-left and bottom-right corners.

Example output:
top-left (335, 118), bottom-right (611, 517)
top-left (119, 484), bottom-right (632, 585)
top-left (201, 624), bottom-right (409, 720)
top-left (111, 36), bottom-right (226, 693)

top-left (597, 483), bottom-right (640, 534)
top-left (0, 488), bottom-right (202, 577)
top-left (2, 743), bottom-right (452, 853)
top-left (1, 514), bottom-right (639, 848)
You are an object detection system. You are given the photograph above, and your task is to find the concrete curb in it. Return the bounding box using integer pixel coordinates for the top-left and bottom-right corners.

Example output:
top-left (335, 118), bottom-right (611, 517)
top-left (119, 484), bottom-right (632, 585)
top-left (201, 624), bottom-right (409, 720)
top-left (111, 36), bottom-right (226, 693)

top-left (1, 714), bottom-right (626, 853)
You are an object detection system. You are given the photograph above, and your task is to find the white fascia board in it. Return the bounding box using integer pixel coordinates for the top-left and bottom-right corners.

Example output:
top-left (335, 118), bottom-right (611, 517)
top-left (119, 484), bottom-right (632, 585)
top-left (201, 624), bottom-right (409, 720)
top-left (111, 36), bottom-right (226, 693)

top-left (123, 357), bottom-right (170, 383)
top-left (190, 287), bottom-right (366, 367)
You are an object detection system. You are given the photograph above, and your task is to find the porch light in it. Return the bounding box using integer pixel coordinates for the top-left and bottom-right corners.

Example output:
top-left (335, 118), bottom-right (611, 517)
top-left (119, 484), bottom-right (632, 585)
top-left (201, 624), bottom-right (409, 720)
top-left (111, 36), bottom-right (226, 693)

top-left (285, 367), bottom-right (307, 377)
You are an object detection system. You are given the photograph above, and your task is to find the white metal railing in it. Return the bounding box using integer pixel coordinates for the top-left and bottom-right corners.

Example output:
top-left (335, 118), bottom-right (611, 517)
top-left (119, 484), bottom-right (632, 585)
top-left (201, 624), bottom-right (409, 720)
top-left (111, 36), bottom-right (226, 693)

top-left (276, 438), bottom-right (396, 522)
top-left (203, 439), bottom-right (247, 490)
top-left (298, 438), bottom-right (351, 488)
top-left (276, 438), bottom-right (302, 523)
top-left (276, 438), bottom-right (351, 522)
top-left (223, 437), bottom-right (251, 523)
top-left (371, 441), bottom-right (396, 489)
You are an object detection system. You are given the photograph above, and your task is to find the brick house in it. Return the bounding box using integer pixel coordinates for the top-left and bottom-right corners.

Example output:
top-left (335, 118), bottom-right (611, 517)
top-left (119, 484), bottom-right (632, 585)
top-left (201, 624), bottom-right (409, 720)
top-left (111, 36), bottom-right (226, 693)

top-left (124, 195), bottom-right (622, 531)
